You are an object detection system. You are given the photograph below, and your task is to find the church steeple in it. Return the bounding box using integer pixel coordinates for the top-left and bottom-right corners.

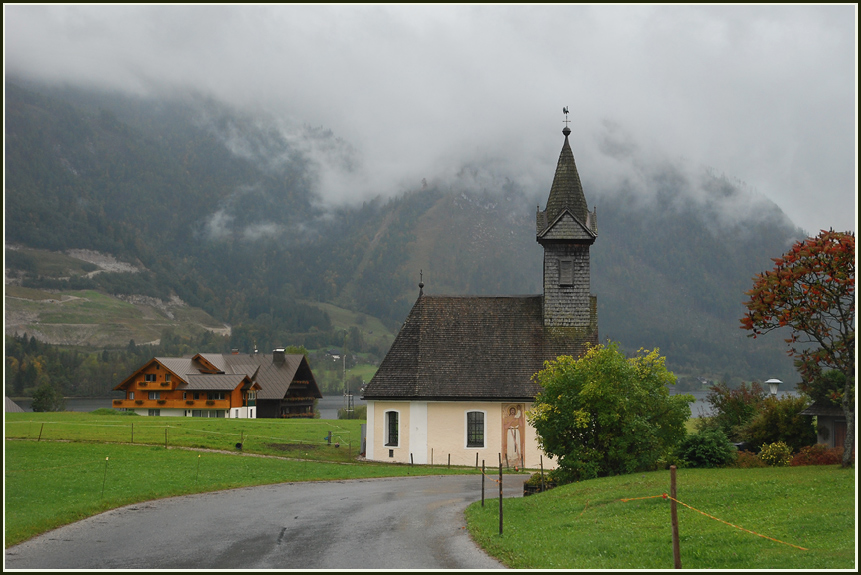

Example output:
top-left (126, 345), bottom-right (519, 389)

top-left (544, 126), bottom-right (590, 229)
top-left (537, 125), bottom-right (597, 239)
top-left (537, 120), bottom-right (598, 329)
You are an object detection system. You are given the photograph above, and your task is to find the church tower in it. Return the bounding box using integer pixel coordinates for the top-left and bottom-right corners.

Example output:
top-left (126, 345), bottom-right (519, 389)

top-left (536, 124), bottom-right (598, 329)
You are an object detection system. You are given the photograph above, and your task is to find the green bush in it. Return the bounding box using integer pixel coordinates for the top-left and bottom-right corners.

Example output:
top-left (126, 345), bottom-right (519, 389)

top-left (759, 441), bottom-right (792, 467)
top-left (741, 395), bottom-right (816, 452)
top-left (676, 429), bottom-right (736, 468)
top-left (31, 382), bottom-right (65, 412)
top-left (703, 381), bottom-right (768, 442)
top-left (337, 404), bottom-right (367, 419)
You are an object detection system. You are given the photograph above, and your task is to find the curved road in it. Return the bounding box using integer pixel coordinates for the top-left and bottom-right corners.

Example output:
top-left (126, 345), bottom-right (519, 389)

top-left (5, 475), bottom-right (522, 570)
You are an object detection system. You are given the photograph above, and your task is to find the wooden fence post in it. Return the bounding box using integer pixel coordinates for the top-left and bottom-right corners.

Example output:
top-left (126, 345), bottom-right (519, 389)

top-left (481, 460), bottom-right (485, 507)
top-left (540, 455), bottom-right (545, 492)
top-left (498, 453), bottom-right (503, 535)
top-left (671, 465), bottom-right (681, 569)
top-left (37, 423), bottom-right (44, 442)
top-left (101, 457), bottom-right (109, 497)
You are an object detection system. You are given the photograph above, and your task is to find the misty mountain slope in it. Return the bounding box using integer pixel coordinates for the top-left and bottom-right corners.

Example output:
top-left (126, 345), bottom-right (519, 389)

top-left (4, 80), bottom-right (805, 385)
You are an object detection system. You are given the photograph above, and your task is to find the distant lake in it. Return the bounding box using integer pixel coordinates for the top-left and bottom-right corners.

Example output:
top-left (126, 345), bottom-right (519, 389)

top-left (12, 395), bottom-right (366, 420)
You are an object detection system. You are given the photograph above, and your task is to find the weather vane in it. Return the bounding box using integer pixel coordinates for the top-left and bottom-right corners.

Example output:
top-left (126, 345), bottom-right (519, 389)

top-left (563, 106), bottom-right (570, 128)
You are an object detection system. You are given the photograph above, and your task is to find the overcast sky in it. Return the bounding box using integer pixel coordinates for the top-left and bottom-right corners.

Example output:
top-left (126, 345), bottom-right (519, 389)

top-left (4, 4), bottom-right (857, 234)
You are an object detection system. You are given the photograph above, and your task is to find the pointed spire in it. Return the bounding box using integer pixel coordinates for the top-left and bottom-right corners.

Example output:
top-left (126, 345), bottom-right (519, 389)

top-left (544, 126), bottom-right (589, 226)
top-left (418, 270), bottom-right (424, 296)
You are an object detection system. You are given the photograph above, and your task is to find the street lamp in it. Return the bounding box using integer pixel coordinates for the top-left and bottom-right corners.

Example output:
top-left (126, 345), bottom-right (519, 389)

top-left (764, 378), bottom-right (782, 397)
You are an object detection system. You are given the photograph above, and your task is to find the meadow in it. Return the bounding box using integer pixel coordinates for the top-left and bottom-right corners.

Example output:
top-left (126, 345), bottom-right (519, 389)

top-left (5, 411), bottom-right (856, 570)
top-left (4, 411), bottom-right (483, 547)
top-left (465, 465), bottom-right (855, 570)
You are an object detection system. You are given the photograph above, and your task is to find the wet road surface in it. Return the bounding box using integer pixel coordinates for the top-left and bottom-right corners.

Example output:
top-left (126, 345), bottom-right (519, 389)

top-left (5, 474), bottom-right (522, 570)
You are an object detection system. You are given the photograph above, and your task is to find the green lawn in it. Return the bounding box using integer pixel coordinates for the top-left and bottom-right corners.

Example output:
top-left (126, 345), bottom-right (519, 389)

top-left (4, 412), bottom-right (487, 547)
top-left (465, 465), bottom-right (855, 569)
top-left (5, 412), bottom-right (856, 570)
top-left (5, 411), bottom-right (368, 463)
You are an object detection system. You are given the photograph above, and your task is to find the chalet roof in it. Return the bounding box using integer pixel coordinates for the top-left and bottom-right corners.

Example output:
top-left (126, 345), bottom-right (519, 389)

top-left (114, 353), bottom-right (320, 400)
top-left (800, 400), bottom-right (845, 418)
top-left (182, 373), bottom-right (255, 391)
top-left (220, 353), bottom-right (319, 401)
top-left (362, 294), bottom-right (596, 401)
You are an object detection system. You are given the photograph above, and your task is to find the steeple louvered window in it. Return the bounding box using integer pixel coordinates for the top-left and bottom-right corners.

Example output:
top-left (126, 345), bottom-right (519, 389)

top-left (559, 259), bottom-right (574, 286)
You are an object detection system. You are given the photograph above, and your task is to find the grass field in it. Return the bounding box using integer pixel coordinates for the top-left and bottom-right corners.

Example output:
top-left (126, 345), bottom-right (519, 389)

top-left (465, 465), bottom-right (856, 570)
top-left (4, 411), bottom-right (485, 547)
top-left (5, 412), bottom-right (856, 569)
top-left (5, 411), bottom-right (368, 463)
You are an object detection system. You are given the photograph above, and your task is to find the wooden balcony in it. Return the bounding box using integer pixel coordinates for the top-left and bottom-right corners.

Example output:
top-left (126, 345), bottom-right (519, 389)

top-left (113, 399), bottom-right (231, 410)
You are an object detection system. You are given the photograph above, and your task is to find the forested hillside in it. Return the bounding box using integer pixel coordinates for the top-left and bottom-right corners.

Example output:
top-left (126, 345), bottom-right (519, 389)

top-left (5, 79), bottom-right (806, 396)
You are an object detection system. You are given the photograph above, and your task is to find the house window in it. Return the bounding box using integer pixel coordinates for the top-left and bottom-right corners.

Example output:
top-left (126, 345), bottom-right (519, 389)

top-left (466, 411), bottom-right (485, 448)
top-left (193, 392), bottom-right (201, 400)
top-left (558, 259), bottom-right (574, 286)
top-left (182, 392), bottom-right (187, 399)
top-left (128, 391), bottom-right (134, 400)
top-left (164, 374), bottom-right (171, 382)
top-left (145, 374), bottom-right (157, 382)
top-left (148, 409), bottom-right (161, 416)
top-left (385, 411), bottom-right (399, 447)
top-left (148, 391), bottom-right (160, 400)
top-left (209, 392), bottom-right (225, 400)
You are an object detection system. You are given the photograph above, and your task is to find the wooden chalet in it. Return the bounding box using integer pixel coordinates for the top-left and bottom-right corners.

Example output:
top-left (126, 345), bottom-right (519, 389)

top-left (113, 349), bottom-right (321, 418)
top-left (362, 123), bottom-right (599, 468)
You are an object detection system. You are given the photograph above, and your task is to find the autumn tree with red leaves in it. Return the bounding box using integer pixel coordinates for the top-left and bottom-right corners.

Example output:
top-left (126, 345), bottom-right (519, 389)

top-left (741, 229), bottom-right (855, 467)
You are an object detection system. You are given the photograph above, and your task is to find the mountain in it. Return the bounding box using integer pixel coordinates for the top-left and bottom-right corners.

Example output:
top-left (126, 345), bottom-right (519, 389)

top-left (4, 79), bottom-right (805, 389)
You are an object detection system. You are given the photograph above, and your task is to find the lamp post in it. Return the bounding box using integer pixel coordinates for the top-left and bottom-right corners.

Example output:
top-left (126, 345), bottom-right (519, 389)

top-left (765, 378), bottom-right (782, 397)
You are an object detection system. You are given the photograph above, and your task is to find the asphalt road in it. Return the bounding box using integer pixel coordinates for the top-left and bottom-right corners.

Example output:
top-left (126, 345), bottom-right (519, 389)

top-left (5, 474), bottom-right (523, 570)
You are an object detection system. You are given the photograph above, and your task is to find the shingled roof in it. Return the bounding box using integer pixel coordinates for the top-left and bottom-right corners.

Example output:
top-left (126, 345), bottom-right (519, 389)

top-left (542, 126), bottom-right (589, 230)
top-left (363, 294), bottom-right (596, 401)
top-left (800, 400), bottom-right (845, 418)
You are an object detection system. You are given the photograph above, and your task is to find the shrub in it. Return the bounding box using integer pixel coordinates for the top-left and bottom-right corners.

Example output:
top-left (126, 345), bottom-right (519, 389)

top-left (733, 450), bottom-right (767, 468)
top-left (704, 381), bottom-right (769, 442)
top-left (31, 382), bottom-right (66, 412)
top-left (759, 441), bottom-right (792, 466)
top-left (791, 444), bottom-right (843, 466)
top-left (523, 472), bottom-right (554, 487)
top-left (337, 404), bottom-right (367, 419)
top-left (741, 395), bottom-right (817, 452)
top-left (676, 429), bottom-right (736, 468)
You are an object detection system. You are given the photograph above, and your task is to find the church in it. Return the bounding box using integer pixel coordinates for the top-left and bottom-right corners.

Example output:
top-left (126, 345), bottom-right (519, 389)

top-left (361, 122), bottom-right (599, 469)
